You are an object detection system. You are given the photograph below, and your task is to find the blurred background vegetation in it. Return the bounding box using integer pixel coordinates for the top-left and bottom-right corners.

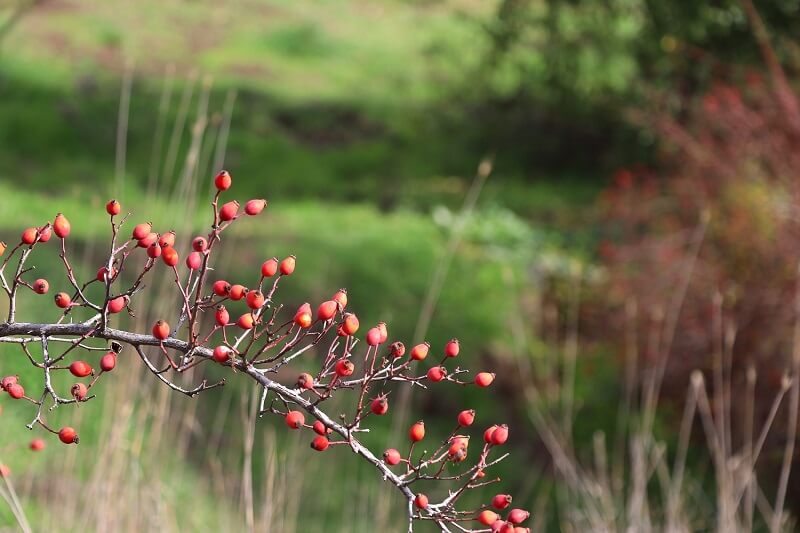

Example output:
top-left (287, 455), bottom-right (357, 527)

top-left (2, 0), bottom-right (800, 531)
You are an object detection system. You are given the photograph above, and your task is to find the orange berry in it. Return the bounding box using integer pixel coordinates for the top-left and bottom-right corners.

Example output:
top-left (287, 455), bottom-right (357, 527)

top-left (310, 436), bottom-right (329, 451)
top-left (54, 292), bottom-right (71, 308)
top-left (152, 320), bottom-right (170, 340)
top-left (475, 372), bottom-right (495, 387)
top-left (427, 366), bottom-right (446, 382)
top-left (213, 280), bottom-right (231, 297)
top-left (414, 493), bottom-right (428, 509)
top-left (213, 346), bottom-right (231, 363)
top-left (317, 300), bottom-right (337, 321)
top-left (33, 278), bottom-right (49, 294)
top-left (69, 361), bottom-right (93, 378)
top-left (457, 409), bottom-right (475, 427)
top-left (261, 258), bottom-right (278, 277)
top-left (237, 313), bottom-right (255, 330)
top-left (53, 213), bottom-right (71, 239)
top-left (162, 246), bottom-right (179, 267)
top-left (342, 313), bottom-right (359, 335)
top-left (409, 421), bottom-right (425, 442)
top-left (332, 288), bottom-right (348, 309)
top-left (245, 199), bottom-right (267, 215)
top-left (158, 231), bottom-right (176, 248)
top-left (285, 410), bottom-right (305, 429)
top-left (370, 396), bottom-right (389, 415)
top-left (297, 373), bottom-right (314, 390)
top-left (58, 427), bottom-right (78, 444)
top-left (214, 170), bottom-right (232, 191)
top-left (219, 200), bottom-right (239, 221)
top-left (280, 255), bottom-right (296, 275)
top-left (383, 448), bottom-right (401, 465)
top-left (21, 227), bottom-right (37, 245)
top-left (410, 342), bottom-right (429, 361)
top-left (132, 222), bottom-right (152, 241)
top-left (215, 305), bottom-right (230, 326)
top-left (106, 199), bottom-right (121, 215)
top-left (229, 284), bottom-right (246, 300)
top-left (246, 290), bottom-right (265, 310)
top-left (478, 510), bottom-right (499, 526)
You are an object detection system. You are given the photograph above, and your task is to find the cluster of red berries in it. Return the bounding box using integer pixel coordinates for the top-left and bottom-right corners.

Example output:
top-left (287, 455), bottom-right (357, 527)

top-left (0, 169), bottom-right (525, 529)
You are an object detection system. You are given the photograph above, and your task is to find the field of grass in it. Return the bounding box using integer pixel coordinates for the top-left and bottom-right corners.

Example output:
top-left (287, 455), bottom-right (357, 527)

top-left (0, 1), bottom-right (612, 531)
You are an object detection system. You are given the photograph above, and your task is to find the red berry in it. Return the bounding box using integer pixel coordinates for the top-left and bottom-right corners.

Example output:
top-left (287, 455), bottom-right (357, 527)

top-left (192, 236), bottom-right (207, 252)
top-left (294, 303), bottom-right (312, 328)
top-left (71, 382), bottom-right (88, 401)
top-left (29, 439), bottom-right (45, 452)
top-left (245, 198), bottom-right (267, 215)
top-left (389, 342), bottom-right (406, 358)
top-left (132, 222), bottom-right (152, 241)
top-left (38, 225), bottom-right (52, 242)
top-left (213, 280), bottom-right (231, 297)
top-left (107, 296), bottom-right (128, 314)
top-left (370, 396), bottom-right (389, 415)
top-left (97, 266), bottom-right (116, 282)
top-left (445, 338), bottom-right (460, 357)
top-left (0, 465), bottom-right (10, 478)
top-left (366, 327), bottom-right (382, 346)
top-left (213, 345), bottom-right (231, 363)
top-left (492, 494), bottom-right (512, 510)
top-left (219, 200), bottom-right (239, 221)
top-left (410, 342), bottom-right (429, 361)
top-left (414, 493), bottom-right (428, 509)
top-left (0, 242), bottom-right (5, 257)
top-left (490, 424), bottom-right (509, 445)
top-left (152, 320), bottom-right (170, 340)
top-left (138, 232), bottom-right (158, 248)
top-left (147, 242), bottom-right (162, 258)
top-left (317, 300), bottom-right (337, 321)
top-left (162, 246), bottom-right (179, 267)
top-left (7, 383), bottom-right (24, 399)
top-left (383, 448), bottom-right (401, 465)
top-left (310, 436), bottom-right (329, 451)
top-left (332, 288), bottom-right (348, 309)
top-left (479, 510), bottom-right (499, 526)
top-left (33, 278), bottom-right (49, 294)
top-left (186, 251), bottom-right (203, 270)
top-left (229, 284), bottom-right (246, 300)
top-left (484, 425), bottom-right (498, 444)
top-left (100, 352), bottom-right (117, 372)
top-left (312, 420), bottom-right (329, 435)
top-left (106, 199), bottom-right (121, 216)
top-left (457, 409), bottom-right (475, 427)
top-left (261, 258), bottom-right (278, 277)
top-left (285, 410), bottom-right (305, 429)
top-left (297, 373), bottom-right (314, 390)
top-left (490, 520), bottom-right (506, 532)
top-left (54, 292), bottom-right (71, 308)
top-left (377, 322), bottom-right (388, 343)
top-left (1, 376), bottom-right (18, 390)
top-left (237, 313), bottom-right (255, 329)
top-left (507, 509), bottom-right (529, 525)
top-left (214, 170), bottom-right (232, 191)
top-left (342, 313), bottom-right (359, 336)
top-left (21, 227), bottom-right (37, 245)
top-left (427, 366), bottom-right (446, 382)
top-left (475, 372), bottom-right (495, 387)
top-left (53, 213), bottom-right (71, 239)
top-left (58, 427), bottom-right (78, 444)
top-left (215, 305), bottom-right (230, 326)
top-left (335, 359), bottom-right (354, 377)
top-left (279, 255), bottom-right (296, 275)
top-left (69, 361), bottom-right (93, 378)
top-left (246, 290), bottom-right (265, 310)
top-left (409, 421), bottom-right (425, 442)
top-left (158, 231), bottom-right (176, 248)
